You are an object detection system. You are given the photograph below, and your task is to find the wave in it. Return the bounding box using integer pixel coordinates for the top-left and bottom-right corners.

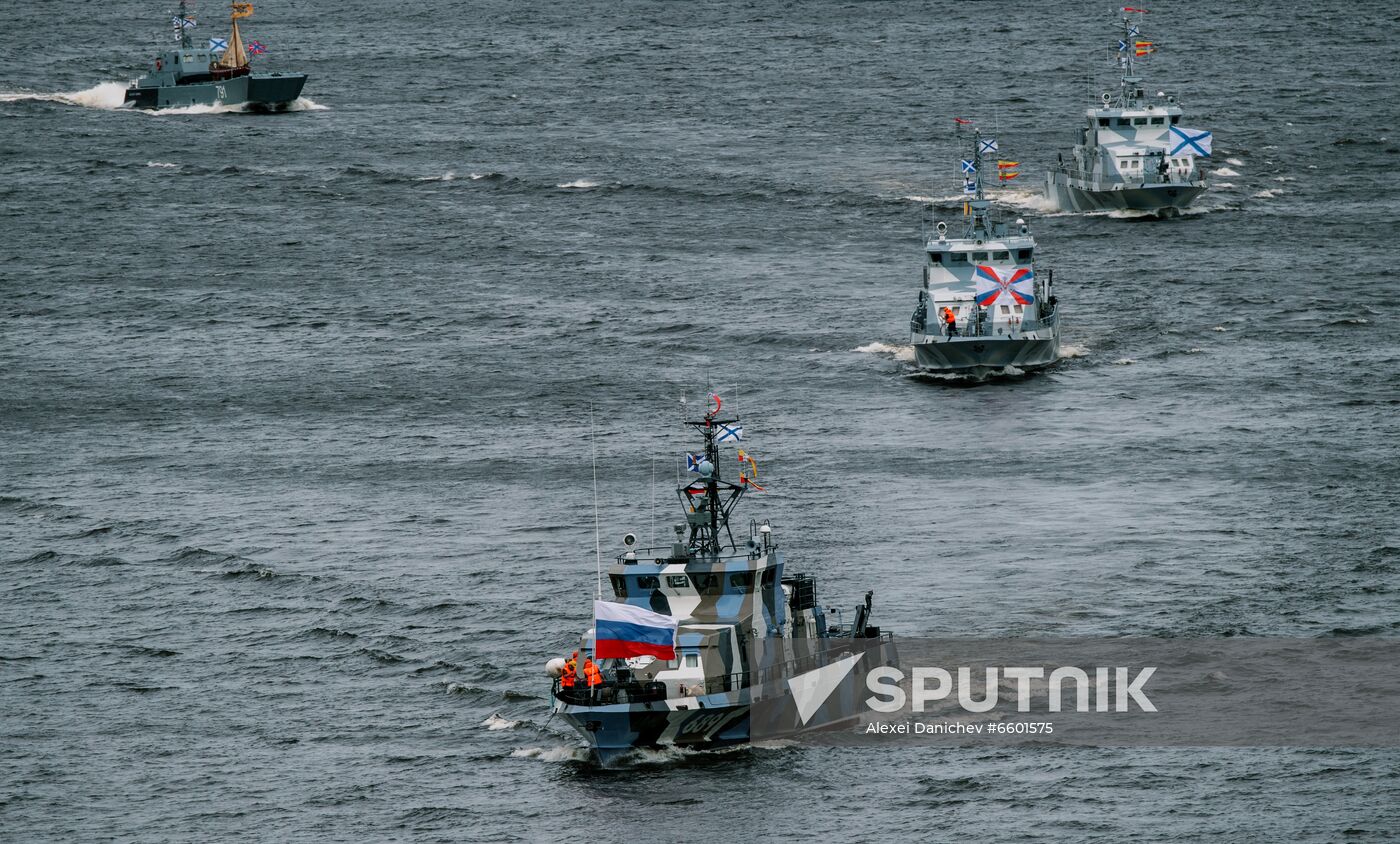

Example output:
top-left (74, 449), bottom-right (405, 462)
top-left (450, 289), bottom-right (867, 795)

top-left (853, 341), bottom-right (914, 362)
top-left (415, 171), bottom-right (456, 182)
top-left (1060, 343), bottom-right (1091, 359)
top-left (1252, 188), bottom-right (1285, 198)
top-left (557, 178), bottom-right (601, 189)
top-left (481, 714), bottom-right (519, 731)
top-left (146, 161), bottom-right (179, 169)
top-left (1225, 157), bottom-right (1245, 166)
top-left (1214, 167), bottom-right (1241, 177)
top-left (286, 97), bottom-right (327, 111)
top-left (1111, 358), bottom-right (1136, 365)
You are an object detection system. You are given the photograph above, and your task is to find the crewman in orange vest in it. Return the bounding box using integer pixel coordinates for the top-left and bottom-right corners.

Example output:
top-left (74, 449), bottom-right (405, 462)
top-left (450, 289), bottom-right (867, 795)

top-left (560, 654), bottom-right (578, 690)
top-left (583, 657), bottom-right (603, 690)
top-left (942, 306), bottom-right (958, 338)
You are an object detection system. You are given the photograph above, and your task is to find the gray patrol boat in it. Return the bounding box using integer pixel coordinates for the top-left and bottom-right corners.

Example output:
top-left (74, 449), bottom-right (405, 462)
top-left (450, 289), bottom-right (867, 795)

top-left (546, 395), bottom-right (897, 765)
top-left (1043, 9), bottom-right (1211, 216)
top-left (909, 128), bottom-right (1062, 377)
top-left (124, 1), bottom-right (307, 110)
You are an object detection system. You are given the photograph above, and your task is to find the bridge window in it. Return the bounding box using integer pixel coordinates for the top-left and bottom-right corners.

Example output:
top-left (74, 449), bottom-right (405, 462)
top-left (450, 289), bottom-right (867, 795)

top-left (1170, 114), bottom-right (1180, 124)
top-left (1098, 117), bottom-right (1109, 127)
top-left (1115, 118), bottom-right (1131, 127)
top-left (609, 574), bottom-right (628, 598)
top-left (637, 575), bottom-right (660, 590)
top-left (1014, 304), bottom-right (1024, 313)
top-left (1000, 305), bottom-right (1011, 315)
top-left (928, 252), bottom-right (943, 264)
top-left (971, 251), bottom-right (988, 261)
top-left (761, 568), bottom-right (776, 587)
top-left (728, 572), bottom-right (755, 593)
top-left (1150, 117), bottom-right (1164, 125)
top-left (683, 653), bottom-right (700, 668)
top-left (1133, 117), bottom-right (1147, 126)
top-left (948, 253), bottom-right (968, 264)
top-left (1017, 249), bottom-right (1032, 261)
top-left (667, 575), bottom-right (690, 588)
top-left (690, 573), bottom-right (722, 595)
top-left (992, 250), bottom-right (1009, 261)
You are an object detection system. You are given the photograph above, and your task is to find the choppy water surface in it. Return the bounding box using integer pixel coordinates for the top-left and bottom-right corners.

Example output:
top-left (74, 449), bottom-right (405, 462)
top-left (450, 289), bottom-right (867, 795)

top-left (3, 0), bottom-right (1398, 840)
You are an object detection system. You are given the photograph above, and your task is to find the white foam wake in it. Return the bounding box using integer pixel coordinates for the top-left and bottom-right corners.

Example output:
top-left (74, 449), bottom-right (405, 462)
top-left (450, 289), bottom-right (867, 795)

top-left (0, 82), bottom-right (130, 109)
top-left (854, 341), bottom-right (915, 362)
top-left (510, 745), bottom-right (589, 762)
top-left (1059, 343), bottom-right (1091, 359)
top-left (481, 713), bottom-right (519, 731)
top-left (1214, 167), bottom-right (1241, 177)
top-left (558, 178), bottom-right (601, 189)
top-left (994, 188), bottom-right (1060, 214)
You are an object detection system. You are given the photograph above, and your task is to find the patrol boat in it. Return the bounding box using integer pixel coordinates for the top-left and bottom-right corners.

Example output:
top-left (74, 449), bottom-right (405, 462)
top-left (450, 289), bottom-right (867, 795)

top-left (1043, 9), bottom-right (1211, 216)
top-left (124, 1), bottom-right (307, 110)
top-left (546, 396), bottom-right (897, 766)
top-left (909, 128), bottom-right (1061, 376)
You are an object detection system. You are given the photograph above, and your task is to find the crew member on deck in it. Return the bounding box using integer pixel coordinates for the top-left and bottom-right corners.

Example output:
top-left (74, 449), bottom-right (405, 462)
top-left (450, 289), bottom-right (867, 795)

top-left (941, 306), bottom-right (958, 338)
top-left (560, 653), bottom-right (578, 693)
top-left (583, 656), bottom-right (603, 695)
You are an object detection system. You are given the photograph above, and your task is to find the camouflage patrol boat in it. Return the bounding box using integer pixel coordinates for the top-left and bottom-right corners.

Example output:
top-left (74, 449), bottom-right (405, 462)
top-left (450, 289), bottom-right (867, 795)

top-left (908, 127), bottom-right (1062, 376)
top-left (546, 396), bottom-right (897, 766)
top-left (124, 1), bottom-right (307, 110)
top-left (1043, 8), bottom-right (1211, 216)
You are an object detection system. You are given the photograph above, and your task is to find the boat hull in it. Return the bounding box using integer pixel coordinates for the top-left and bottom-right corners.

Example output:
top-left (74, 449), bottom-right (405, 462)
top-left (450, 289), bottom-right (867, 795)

top-left (555, 636), bottom-right (899, 765)
top-left (555, 697), bottom-right (753, 765)
top-left (1044, 170), bottom-right (1206, 217)
top-left (123, 72), bottom-right (307, 110)
top-left (912, 335), bottom-right (1060, 376)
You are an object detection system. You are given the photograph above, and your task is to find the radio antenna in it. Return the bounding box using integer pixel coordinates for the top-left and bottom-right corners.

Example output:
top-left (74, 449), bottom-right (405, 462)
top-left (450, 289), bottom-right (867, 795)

top-left (590, 404), bottom-right (602, 600)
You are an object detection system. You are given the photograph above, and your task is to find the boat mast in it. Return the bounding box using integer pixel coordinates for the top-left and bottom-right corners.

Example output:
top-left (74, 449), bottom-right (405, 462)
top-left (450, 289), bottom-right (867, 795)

top-left (1118, 11), bottom-right (1144, 106)
top-left (679, 399), bottom-right (745, 558)
top-left (177, 0), bottom-right (191, 48)
top-left (964, 127), bottom-right (991, 239)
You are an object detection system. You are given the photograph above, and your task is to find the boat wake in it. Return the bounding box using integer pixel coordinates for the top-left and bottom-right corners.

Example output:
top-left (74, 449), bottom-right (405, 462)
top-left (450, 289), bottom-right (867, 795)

top-left (509, 745), bottom-right (590, 763)
top-left (994, 188), bottom-right (1063, 215)
top-left (0, 82), bottom-right (131, 109)
top-left (853, 341), bottom-right (915, 362)
top-left (0, 84), bottom-right (327, 115)
top-left (904, 364), bottom-right (1034, 384)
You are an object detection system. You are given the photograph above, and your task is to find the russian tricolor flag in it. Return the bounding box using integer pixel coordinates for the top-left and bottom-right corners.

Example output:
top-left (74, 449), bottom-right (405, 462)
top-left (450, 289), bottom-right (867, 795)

top-left (594, 600), bottom-right (678, 660)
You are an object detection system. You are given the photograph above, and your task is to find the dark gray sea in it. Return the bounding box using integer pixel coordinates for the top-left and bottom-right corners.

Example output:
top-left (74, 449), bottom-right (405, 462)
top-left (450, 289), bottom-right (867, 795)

top-left (3, 0), bottom-right (1399, 840)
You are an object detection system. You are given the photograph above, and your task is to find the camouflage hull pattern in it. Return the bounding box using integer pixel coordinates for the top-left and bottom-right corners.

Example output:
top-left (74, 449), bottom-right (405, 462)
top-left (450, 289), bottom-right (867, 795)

top-left (555, 636), bottom-right (899, 765)
top-left (123, 72), bottom-right (307, 110)
top-left (1045, 170), bottom-right (1206, 217)
top-left (912, 334), bottom-right (1060, 376)
top-left (555, 694), bottom-right (751, 766)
